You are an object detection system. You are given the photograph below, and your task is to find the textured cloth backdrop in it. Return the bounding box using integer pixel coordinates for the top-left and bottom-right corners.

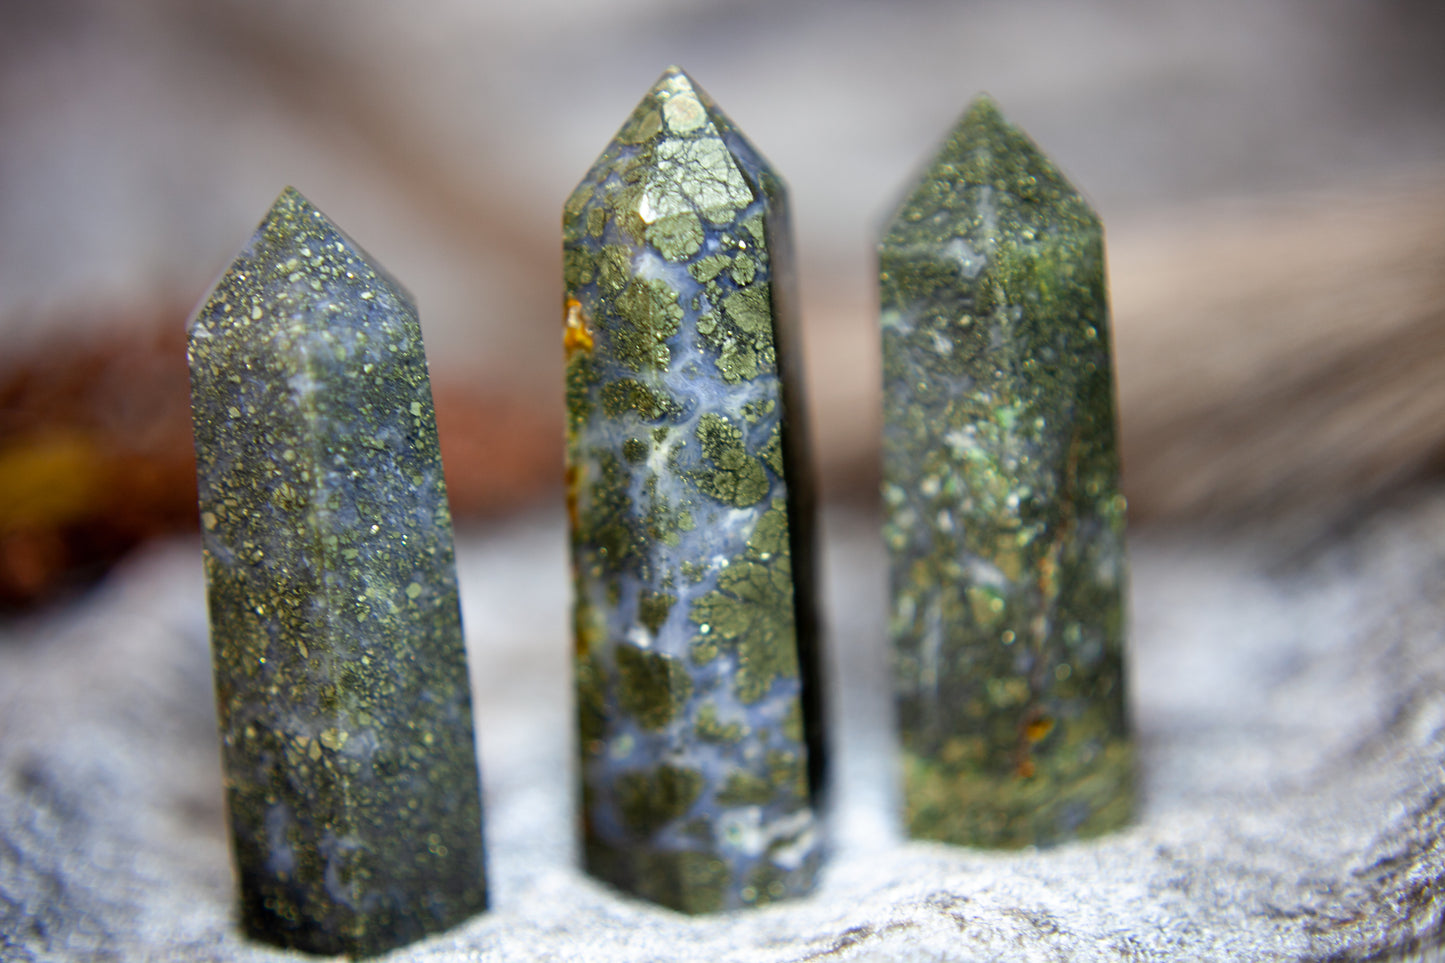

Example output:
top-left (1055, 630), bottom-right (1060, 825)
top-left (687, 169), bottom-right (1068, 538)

top-left (2, 500), bottom-right (1443, 960)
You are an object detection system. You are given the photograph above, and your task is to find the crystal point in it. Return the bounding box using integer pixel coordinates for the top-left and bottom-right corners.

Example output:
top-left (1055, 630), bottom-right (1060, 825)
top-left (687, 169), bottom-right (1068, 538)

top-left (187, 188), bottom-right (486, 956)
top-left (564, 68), bottom-right (824, 913)
top-left (880, 98), bottom-right (1133, 847)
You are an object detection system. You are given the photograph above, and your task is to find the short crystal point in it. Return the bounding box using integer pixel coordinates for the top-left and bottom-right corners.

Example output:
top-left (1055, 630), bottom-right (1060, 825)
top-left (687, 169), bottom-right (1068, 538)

top-left (563, 68), bottom-right (825, 913)
top-left (187, 188), bottom-right (487, 956)
top-left (880, 98), bottom-right (1133, 847)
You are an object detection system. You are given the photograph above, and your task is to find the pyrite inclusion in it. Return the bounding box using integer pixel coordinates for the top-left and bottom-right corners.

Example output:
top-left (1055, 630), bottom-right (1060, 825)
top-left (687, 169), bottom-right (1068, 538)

top-left (187, 188), bottom-right (486, 956)
top-left (880, 98), bottom-right (1133, 847)
top-left (564, 67), bottom-right (824, 913)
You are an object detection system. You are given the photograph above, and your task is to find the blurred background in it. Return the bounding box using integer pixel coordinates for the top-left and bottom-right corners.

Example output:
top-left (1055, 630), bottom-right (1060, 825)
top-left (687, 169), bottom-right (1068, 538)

top-left (2, 0), bottom-right (1444, 609)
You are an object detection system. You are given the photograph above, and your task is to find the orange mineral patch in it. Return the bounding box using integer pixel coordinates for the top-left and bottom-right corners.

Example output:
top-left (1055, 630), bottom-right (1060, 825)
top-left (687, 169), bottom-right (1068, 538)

top-left (564, 463), bottom-right (581, 532)
top-left (564, 298), bottom-right (594, 355)
top-left (1024, 716), bottom-right (1055, 743)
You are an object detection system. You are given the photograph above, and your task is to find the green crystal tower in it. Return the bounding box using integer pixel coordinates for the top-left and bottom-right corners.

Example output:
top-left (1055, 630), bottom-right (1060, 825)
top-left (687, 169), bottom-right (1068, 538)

top-left (880, 98), bottom-right (1132, 848)
top-left (187, 188), bottom-right (486, 956)
top-left (563, 67), bottom-right (824, 913)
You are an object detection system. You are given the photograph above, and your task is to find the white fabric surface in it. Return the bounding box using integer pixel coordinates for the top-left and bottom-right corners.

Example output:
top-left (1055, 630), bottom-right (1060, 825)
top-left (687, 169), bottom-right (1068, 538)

top-left (2, 503), bottom-right (1443, 960)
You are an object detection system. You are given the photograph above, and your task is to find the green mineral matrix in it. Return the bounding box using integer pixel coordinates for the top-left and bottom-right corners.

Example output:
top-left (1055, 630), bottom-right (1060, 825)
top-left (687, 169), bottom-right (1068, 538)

top-left (187, 188), bottom-right (486, 956)
top-left (563, 67), bottom-right (825, 912)
top-left (880, 97), bottom-right (1133, 848)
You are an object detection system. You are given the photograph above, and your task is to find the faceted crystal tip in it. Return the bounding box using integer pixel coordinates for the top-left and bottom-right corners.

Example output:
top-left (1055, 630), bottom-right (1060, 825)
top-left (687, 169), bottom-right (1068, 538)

top-left (564, 70), bottom-right (823, 913)
top-left (564, 66), bottom-right (785, 266)
top-left (952, 93), bottom-right (1015, 152)
top-left (619, 66), bottom-right (728, 144)
top-left (189, 189), bottom-right (486, 956)
top-left (883, 95), bottom-right (1097, 256)
top-left (880, 97), bottom-right (1132, 849)
top-left (191, 187), bottom-right (413, 330)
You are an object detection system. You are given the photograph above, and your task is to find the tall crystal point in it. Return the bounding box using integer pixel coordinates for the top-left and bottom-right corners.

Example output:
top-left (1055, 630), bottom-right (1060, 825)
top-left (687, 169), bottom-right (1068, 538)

top-left (187, 188), bottom-right (487, 956)
top-left (880, 97), bottom-right (1133, 848)
top-left (563, 67), bottom-right (824, 913)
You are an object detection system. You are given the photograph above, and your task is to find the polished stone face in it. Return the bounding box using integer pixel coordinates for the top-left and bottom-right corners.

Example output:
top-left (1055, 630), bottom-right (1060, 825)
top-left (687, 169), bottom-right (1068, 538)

top-left (563, 67), bottom-right (824, 913)
top-left (880, 98), bottom-right (1133, 848)
top-left (187, 188), bottom-right (486, 957)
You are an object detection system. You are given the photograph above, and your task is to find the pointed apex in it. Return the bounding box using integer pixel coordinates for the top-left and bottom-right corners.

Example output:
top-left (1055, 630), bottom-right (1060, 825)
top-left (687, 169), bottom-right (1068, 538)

top-left (612, 65), bottom-right (725, 145)
top-left (961, 92), bottom-right (1004, 128)
top-left (657, 64), bottom-right (694, 90)
top-left (190, 187), bottom-right (412, 342)
top-left (883, 94), bottom-right (1094, 252)
top-left (932, 94), bottom-right (1082, 210)
top-left (573, 67), bottom-right (763, 231)
top-left (948, 95), bottom-right (1049, 175)
top-left (654, 67), bottom-right (713, 136)
top-left (260, 185), bottom-right (317, 230)
top-left (275, 184), bottom-right (307, 206)
top-left (251, 185), bottom-right (321, 250)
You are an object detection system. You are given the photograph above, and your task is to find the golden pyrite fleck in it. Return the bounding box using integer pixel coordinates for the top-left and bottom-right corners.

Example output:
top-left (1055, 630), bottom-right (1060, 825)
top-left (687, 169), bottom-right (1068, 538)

top-left (564, 68), bottom-right (825, 912)
top-left (187, 188), bottom-right (486, 956)
top-left (880, 98), bottom-right (1133, 847)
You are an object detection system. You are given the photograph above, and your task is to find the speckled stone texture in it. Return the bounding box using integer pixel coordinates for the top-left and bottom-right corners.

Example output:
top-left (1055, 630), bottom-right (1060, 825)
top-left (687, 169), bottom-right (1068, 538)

top-left (186, 188), bottom-right (486, 956)
top-left (880, 97), bottom-right (1132, 847)
top-left (562, 67), bottom-right (823, 913)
